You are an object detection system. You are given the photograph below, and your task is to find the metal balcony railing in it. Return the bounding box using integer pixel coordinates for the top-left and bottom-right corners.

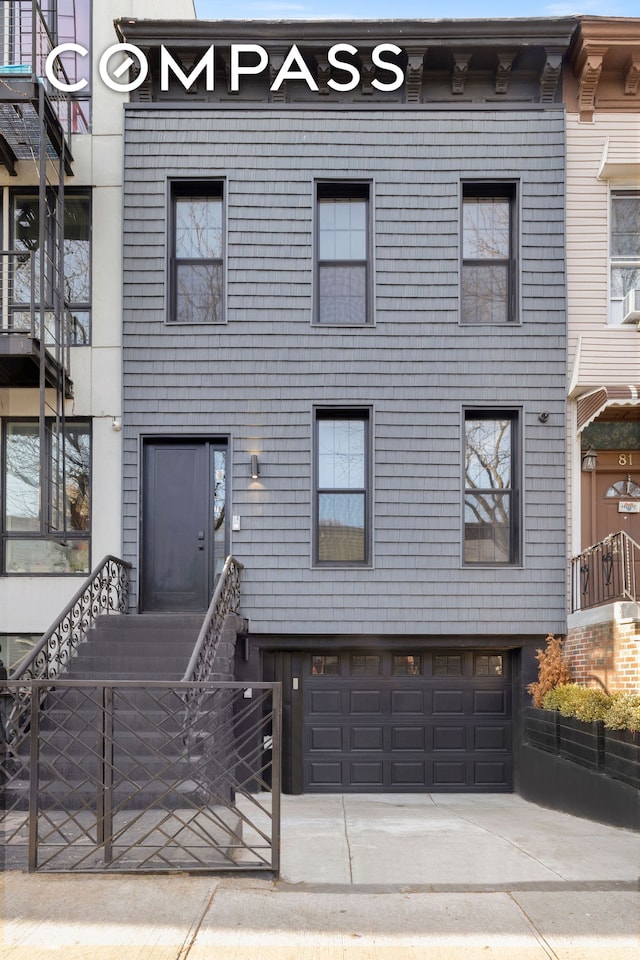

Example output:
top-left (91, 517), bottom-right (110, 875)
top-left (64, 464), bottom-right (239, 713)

top-left (0, 1), bottom-right (86, 169)
top-left (571, 530), bottom-right (640, 613)
top-left (0, 249), bottom-right (72, 381)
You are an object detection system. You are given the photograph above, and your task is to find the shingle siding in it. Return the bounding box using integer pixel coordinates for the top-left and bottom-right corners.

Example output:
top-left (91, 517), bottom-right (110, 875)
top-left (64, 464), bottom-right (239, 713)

top-left (122, 106), bottom-right (567, 635)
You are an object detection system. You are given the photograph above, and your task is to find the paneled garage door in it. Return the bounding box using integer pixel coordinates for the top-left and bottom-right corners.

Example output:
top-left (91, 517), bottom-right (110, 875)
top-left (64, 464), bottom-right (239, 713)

top-left (303, 650), bottom-right (512, 792)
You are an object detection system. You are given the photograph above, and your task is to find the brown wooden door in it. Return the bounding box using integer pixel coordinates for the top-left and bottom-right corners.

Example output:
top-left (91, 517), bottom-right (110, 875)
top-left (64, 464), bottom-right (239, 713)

top-left (582, 451), bottom-right (640, 548)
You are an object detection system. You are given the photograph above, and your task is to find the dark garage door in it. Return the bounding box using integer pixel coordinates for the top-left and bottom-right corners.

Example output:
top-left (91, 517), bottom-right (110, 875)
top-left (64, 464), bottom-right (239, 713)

top-left (303, 650), bottom-right (512, 792)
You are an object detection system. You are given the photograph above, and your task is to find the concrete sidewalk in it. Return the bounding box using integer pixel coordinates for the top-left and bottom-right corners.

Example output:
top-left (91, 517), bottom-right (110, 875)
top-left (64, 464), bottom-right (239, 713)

top-left (2, 793), bottom-right (639, 959)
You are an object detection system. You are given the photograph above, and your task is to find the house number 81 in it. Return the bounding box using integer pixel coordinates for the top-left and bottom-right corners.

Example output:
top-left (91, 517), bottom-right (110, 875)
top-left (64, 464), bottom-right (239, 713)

top-left (618, 453), bottom-right (634, 466)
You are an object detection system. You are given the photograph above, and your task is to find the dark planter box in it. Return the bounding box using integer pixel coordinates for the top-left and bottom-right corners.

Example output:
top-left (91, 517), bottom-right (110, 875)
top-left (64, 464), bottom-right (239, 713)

top-left (604, 728), bottom-right (640, 790)
top-left (525, 706), bottom-right (559, 754)
top-left (558, 715), bottom-right (604, 771)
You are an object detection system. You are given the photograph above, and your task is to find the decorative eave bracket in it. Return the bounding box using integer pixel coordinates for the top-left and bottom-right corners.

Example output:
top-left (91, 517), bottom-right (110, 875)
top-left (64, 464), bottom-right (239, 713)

top-left (625, 54), bottom-right (640, 96)
top-left (539, 50), bottom-right (563, 103)
top-left (452, 53), bottom-right (471, 95)
top-left (495, 52), bottom-right (516, 95)
top-left (405, 50), bottom-right (426, 103)
top-left (576, 45), bottom-right (608, 121)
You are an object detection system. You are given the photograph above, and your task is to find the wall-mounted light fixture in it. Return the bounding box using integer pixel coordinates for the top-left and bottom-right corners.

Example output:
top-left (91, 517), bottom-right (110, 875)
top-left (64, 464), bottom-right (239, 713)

top-left (582, 448), bottom-right (598, 472)
top-left (250, 454), bottom-right (260, 480)
top-left (112, 416), bottom-right (122, 432)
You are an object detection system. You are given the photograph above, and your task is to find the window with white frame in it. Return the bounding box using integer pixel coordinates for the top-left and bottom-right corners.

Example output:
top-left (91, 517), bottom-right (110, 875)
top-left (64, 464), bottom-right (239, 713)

top-left (610, 189), bottom-right (640, 325)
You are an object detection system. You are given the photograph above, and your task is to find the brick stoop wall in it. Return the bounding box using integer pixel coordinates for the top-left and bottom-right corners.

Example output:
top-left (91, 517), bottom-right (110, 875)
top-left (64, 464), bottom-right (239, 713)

top-left (565, 602), bottom-right (640, 692)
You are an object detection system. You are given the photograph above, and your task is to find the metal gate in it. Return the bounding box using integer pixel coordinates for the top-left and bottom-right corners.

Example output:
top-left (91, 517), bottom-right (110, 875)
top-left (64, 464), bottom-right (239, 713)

top-left (0, 680), bottom-right (281, 873)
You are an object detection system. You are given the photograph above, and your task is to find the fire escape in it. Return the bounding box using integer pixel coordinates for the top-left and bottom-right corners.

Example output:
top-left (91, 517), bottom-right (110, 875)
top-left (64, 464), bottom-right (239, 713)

top-left (0, 1), bottom-right (74, 537)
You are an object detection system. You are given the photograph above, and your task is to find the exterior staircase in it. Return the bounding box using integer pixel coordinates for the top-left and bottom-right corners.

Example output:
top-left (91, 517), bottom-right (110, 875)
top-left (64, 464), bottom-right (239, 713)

top-left (64, 613), bottom-right (205, 681)
top-left (1, 557), bottom-right (271, 872)
top-left (35, 613), bottom-right (233, 809)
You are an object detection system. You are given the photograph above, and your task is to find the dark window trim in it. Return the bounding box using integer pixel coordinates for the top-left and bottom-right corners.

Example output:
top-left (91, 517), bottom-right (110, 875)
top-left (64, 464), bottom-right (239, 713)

top-left (1, 417), bottom-right (92, 577)
top-left (313, 406), bottom-right (372, 567)
top-left (462, 407), bottom-right (521, 567)
top-left (168, 178), bottom-right (225, 326)
top-left (460, 180), bottom-right (519, 326)
top-left (314, 180), bottom-right (373, 327)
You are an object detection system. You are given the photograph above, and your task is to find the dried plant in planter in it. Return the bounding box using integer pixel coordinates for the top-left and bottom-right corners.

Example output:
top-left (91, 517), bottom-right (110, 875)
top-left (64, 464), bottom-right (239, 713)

top-left (527, 634), bottom-right (573, 708)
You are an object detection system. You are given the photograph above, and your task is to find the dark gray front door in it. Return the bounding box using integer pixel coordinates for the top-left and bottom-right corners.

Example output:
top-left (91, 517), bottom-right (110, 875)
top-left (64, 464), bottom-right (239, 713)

top-left (302, 650), bottom-right (512, 792)
top-left (141, 440), bottom-right (227, 612)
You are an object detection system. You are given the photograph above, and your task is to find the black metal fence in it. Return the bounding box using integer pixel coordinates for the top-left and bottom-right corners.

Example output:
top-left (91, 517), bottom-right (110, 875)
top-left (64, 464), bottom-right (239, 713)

top-left (571, 530), bottom-right (639, 612)
top-left (1, 680), bottom-right (281, 874)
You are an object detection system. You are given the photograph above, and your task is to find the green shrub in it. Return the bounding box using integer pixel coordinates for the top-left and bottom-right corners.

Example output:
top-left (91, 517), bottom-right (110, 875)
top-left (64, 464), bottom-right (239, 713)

top-left (542, 684), bottom-right (609, 722)
top-left (541, 684), bottom-right (640, 732)
top-left (604, 693), bottom-right (640, 733)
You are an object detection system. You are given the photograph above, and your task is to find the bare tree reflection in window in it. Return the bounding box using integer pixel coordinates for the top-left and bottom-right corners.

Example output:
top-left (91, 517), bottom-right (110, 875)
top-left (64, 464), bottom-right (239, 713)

top-left (464, 416), bottom-right (515, 563)
top-left (173, 189), bottom-right (223, 323)
top-left (462, 189), bottom-right (514, 324)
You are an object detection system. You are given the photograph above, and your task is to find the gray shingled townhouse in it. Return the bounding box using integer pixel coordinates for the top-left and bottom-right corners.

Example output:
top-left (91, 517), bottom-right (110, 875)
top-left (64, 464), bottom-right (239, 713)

top-left (116, 17), bottom-right (573, 795)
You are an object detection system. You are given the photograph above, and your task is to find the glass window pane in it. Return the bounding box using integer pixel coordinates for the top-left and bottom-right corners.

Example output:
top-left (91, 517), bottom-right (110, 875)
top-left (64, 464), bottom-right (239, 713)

top-left (462, 264), bottom-right (508, 323)
top-left (176, 263), bottom-right (223, 323)
top-left (463, 197), bottom-right (510, 259)
top-left (351, 655), bottom-right (380, 676)
top-left (64, 194), bottom-right (90, 304)
top-left (319, 265), bottom-right (366, 325)
top-left (311, 655), bottom-right (340, 675)
top-left (318, 493), bottom-right (365, 562)
top-left (69, 310), bottom-right (90, 345)
top-left (465, 418), bottom-right (512, 489)
top-left (434, 655), bottom-right (462, 676)
top-left (64, 423), bottom-right (90, 531)
top-left (319, 198), bottom-right (367, 260)
top-left (5, 538), bottom-right (90, 575)
top-left (611, 193), bottom-right (640, 258)
top-left (611, 265), bottom-right (640, 300)
top-left (13, 195), bottom-right (41, 303)
top-left (393, 655), bottom-right (422, 676)
top-left (213, 450), bottom-right (226, 576)
top-left (318, 420), bottom-right (365, 488)
top-left (5, 424), bottom-right (40, 531)
top-left (464, 492), bottom-right (511, 563)
top-left (175, 196), bottom-right (222, 259)
top-left (476, 655), bottom-right (504, 676)
top-left (0, 634), bottom-right (39, 673)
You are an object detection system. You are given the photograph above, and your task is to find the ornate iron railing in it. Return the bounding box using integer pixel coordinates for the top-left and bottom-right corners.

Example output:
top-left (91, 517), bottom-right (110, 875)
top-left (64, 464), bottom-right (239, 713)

top-left (11, 555), bottom-right (132, 681)
top-left (571, 531), bottom-right (639, 612)
top-left (182, 555), bottom-right (244, 684)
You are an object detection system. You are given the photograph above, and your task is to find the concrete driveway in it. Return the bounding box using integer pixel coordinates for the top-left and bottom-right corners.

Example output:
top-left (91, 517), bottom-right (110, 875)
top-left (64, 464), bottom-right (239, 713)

top-left (2, 793), bottom-right (638, 959)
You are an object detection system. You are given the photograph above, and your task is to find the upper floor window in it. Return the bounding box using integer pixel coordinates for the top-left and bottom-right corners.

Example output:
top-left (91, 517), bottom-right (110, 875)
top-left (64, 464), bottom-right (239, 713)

top-left (170, 181), bottom-right (224, 324)
top-left (461, 183), bottom-right (517, 324)
top-left (464, 410), bottom-right (520, 565)
top-left (316, 182), bottom-right (370, 325)
top-left (610, 189), bottom-right (640, 325)
top-left (314, 408), bottom-right (370, 565)
top-left (10, 189), bottom-right (91, 345)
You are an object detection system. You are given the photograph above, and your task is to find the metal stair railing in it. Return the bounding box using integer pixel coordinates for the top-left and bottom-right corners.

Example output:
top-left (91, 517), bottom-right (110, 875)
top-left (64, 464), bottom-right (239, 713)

top-left (182, 555), bottom-right (244, 685)
top-left (11, 555), bottom-right (132, 682)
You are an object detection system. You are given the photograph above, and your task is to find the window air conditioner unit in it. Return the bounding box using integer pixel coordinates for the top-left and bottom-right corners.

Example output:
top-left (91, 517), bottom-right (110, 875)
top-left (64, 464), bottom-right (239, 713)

top-left (622, 289), bottom-right (640, 324)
